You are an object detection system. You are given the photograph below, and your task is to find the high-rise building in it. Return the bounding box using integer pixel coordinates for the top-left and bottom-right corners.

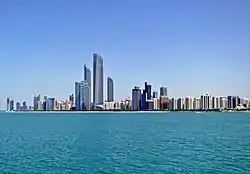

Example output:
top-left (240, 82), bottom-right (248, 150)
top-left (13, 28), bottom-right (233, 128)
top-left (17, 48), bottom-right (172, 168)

top-left (146, 85), bottom-right (152, 100)
top-left (160, 96), bottom-right (169, 110)
top-left (144, 82), bottom-right (152, 100)
top-left (227, 96), bottom-right (233, 109)
top-left (141, 89), bottom-right (147, 110)
top-left (10, 100), bottom-right (14, 111)
top-left (193, 98), bottom-right (200, 110)
top-left (46, 98), bottom-right (56, 111)
top-left (33, 95), bottom-right (41, 111)
top-left (84, 65), bottom-right (91, 102)
top-left (160, 87), bottom-right (168, 97)
top-left (185, 97), bottom-right (193, 110)
top-left (215, 97), bottom-right (220, 109)
top-left (107, 77), bottom-right (114, 102)
top-left (33, 96), bottom-right (37, 110)
top-left (220, 97), bottom-right (227, 109)
top-left (6, 98), bottom-right (10, 111)
top-left (93, 53), bottom-right (104, 108)
top-left (22, 101), bottom-right (27, 110)
top-left (132, 86), bottom-right (141, 110)
top-left (200, 93), bottom-right (210, 110)
top-left (212, 97), bottom-right (215, 109)
top-left (16, 102), bottom-right (21, 111)
top-left (171, 98), bottom-right (178, 110)
top-left (211, 96), bottom-right (220, 109)
top-left (69, 94), bottom-right (74, 104)
top-left (153, 98), bottom-right (160, 110)
top-left (177, 98), bottom-right (183, 110)
top-left (152, 91), bottom-right (158, 99)
top-left (75, 80), bottom-right (91, 110)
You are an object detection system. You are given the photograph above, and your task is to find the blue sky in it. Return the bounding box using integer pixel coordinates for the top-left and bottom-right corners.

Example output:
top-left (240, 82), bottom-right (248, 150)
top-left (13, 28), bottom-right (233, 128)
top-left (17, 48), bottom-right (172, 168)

top-left (0, 0), bottom-right (250, 107)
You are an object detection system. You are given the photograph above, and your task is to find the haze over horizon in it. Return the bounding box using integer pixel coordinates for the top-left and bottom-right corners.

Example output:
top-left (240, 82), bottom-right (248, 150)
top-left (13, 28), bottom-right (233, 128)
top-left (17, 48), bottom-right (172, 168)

top-left (0, 0), bottom-right (250, 107)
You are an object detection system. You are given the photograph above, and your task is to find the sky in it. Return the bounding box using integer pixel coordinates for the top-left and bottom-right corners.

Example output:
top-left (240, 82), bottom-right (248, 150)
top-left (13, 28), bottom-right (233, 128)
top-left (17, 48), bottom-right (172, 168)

top-left (0, 0), bottom-right (250, 107)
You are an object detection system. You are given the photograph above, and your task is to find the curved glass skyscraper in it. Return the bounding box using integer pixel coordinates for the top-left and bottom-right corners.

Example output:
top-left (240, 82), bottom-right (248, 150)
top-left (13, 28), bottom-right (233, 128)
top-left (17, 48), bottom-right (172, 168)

top-left (93, 53), bottom-right (104, 108)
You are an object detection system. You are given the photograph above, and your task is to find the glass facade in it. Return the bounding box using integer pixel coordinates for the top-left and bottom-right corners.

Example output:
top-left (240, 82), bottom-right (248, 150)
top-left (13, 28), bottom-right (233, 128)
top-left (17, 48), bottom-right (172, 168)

top-left (147, 85), bottom-right (152, 100)
top-left (75, 80), bottom-right (90, 110)
top-left (10, 100), bottom-right (14, 111)
top-left (160, 87), bottom-right (168, 96)
top-left (6, 98), bottom-right (10, 111)
top-left (132, 86), bottom-right (141, 110)
top-left (153, 91), bottom-right (158, 99)
top-left (46, 98), bottom-right (55, 111)
top-left (84, 65), bottom-right (91, 103)
top-left (107, 77), bottom-right (114, 102)
top-left (93, 53), bottom-right (104, 108)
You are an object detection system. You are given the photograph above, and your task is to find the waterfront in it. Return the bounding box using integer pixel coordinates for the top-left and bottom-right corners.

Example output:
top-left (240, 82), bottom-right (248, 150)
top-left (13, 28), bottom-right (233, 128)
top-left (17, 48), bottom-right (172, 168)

top-left (0, 112), bottom-right (250, 173)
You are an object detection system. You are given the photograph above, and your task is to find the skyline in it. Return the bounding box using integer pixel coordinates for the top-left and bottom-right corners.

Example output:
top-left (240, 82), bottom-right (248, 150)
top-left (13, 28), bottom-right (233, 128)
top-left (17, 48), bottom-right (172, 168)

top-left (1, 1), bottom-right (250, 107)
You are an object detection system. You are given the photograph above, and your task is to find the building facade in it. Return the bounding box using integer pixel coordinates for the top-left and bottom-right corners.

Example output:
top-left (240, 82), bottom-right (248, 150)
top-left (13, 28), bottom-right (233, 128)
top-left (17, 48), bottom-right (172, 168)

top-left (46, 98), bottom-right (56, 111)
top-left (93, 53), bottom-right (104, 108)
top-left (107, 77), bottom-right (114, 102)
top-left (75, 80), bottom-right (91, 110)
top-left (84, 65), bottom-right (91, 103)
top-left (69, 94), bottom-right (74, 105)
top-left (220, 97), bottom-right (227, 109)
top-left (6, 98), bottom-right (10, 111)
top-left (153, 91), bottom-right (158, 99)
top-left (160, 87), bottom-right (168, 97)
top-left (10, 100), bottom-right (14, 111)
top-left (16, 102), bottom-right (21, 111)
top-left (132, 86), bottom-right (141, 110)
top-left (33, 95), bottom-right (42, 111)
top-left (200, 93), bottom-right (210, 110)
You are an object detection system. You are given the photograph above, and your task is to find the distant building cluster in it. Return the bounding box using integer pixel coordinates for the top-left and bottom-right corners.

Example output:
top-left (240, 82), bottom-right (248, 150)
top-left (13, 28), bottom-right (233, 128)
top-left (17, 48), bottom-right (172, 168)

top-left (5, 53), bottom-right (114, 111)
top-left (4, 53), bottom-right (250, 112)
top-left (124, 85), bottom-right (249, 111)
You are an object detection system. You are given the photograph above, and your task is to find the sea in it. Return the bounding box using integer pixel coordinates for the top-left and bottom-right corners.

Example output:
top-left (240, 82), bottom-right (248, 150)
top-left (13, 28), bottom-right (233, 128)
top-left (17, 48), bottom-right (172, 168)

top-left (0, 112), bottom-right (250, 174)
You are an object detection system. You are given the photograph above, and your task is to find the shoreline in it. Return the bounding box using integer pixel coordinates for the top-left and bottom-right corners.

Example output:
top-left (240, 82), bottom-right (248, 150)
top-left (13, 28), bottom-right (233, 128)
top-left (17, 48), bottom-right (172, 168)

top-left (1, 110), bottom-right (250, 114)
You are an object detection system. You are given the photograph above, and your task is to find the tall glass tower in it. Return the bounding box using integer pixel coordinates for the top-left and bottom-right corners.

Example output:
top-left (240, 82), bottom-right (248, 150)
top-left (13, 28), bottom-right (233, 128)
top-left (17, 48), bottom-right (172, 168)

top-left (107, 77), bottom-right (114, 102)
top-left (84, 65), bottom-right (91, 102)
top-left (93, 53), bottom-right (104, 108)
top-left (6, 98), bottom-right (10, 111)
top-left (75, 81), bottom-right (90, 110)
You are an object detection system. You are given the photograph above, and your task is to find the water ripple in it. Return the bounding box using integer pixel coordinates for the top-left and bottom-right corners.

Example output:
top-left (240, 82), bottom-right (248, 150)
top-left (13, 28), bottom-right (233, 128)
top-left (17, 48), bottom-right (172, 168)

top-left (0, 112), bottom-right (250, 173)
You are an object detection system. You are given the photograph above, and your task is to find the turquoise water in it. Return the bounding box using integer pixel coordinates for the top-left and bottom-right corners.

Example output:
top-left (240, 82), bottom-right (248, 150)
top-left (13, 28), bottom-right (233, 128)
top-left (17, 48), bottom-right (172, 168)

top-left (0, 112), bottom-right (250, 173)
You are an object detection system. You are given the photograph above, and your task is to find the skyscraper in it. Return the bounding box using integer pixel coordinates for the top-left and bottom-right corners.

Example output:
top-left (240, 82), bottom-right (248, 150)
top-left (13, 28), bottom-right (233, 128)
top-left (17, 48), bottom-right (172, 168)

top-left (132, 86), bottom-right (141, 110)
top-left (69, 94), bottom-right (74, 104)
top-left (6, 98), bottom-right (10, 111)
top-left (22, 101), bottom-right (27, 110)
top-left (93, 53), bottom-right (104, 108)
top-left (75, 80), bottom-right (91, 110)
top-left (160, 87), bottom-right (168, 97)
top-left (33, 95), bottom-right (41, 111)
top-left (84, 65), bottom-right (91, 102)
top-left (45, 98), bottom-right (55, 111)
top-left (16, 102), bottom-right (21, 111)
top-left (200, 93), bottom-right (210, 110)
top-left (10, 100), bottom-right (14, 111)
top-left (227, 96), bottom-right (233, 109)
top-left (220, 97), bottom-right (227, 109)
top-left (141, 89), bottom-right (147, 110)
top-left (33, 96), bottom-right (38, 111)
top-left (107, 77), bottom-right (114, 102)
top-left (147, 85), bottom-right (152, 100)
